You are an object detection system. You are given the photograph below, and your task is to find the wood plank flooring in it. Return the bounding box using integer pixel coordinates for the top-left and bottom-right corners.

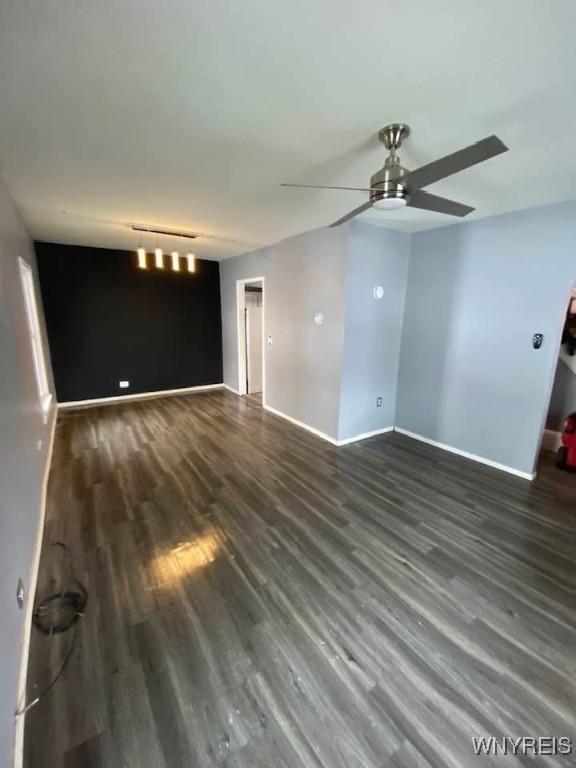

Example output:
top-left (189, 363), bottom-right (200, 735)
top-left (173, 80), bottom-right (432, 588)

top-left (25, 391), bottom-right (576, 767)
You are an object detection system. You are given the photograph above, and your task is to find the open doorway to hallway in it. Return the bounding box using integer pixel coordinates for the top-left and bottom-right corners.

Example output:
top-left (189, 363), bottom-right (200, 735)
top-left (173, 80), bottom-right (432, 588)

top-left (236, 277), bottom-right (265, 404)
top-left (540, 284), bottom-right (576, 467)
top-left (244, 283), bottom-right (263, 398)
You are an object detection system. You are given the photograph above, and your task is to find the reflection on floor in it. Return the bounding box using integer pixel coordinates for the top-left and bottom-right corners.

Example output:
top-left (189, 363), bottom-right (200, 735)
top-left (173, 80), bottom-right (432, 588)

top-left (25, 391), bottom-right (576, 767)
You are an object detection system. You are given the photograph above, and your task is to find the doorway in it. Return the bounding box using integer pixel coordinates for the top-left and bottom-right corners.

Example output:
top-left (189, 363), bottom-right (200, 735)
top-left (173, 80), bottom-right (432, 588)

top-left (236, 277), bottom-right (265, 404)
top-left (540, 285), bottom-right (576, 457)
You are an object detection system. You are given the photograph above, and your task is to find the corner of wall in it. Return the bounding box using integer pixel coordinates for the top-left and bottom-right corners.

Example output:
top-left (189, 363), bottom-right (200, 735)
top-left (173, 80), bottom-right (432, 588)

top-left (335, 223), bottom-right (355, 442)
top-left (393, 227), bottom-right (416, 429)
top-left (337, 222), bottom-right (411, 442)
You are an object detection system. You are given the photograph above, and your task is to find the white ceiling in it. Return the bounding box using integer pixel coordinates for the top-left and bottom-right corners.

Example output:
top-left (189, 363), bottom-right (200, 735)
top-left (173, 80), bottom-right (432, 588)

top-left (1, 0), bottom-right (576, 260)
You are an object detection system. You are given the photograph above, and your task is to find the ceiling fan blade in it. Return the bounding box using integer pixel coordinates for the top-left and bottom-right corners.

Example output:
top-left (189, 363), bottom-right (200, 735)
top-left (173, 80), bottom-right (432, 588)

top-left (408, 190), bottom-right (474, 217)
top-left (399, 135), bottom-right (508, 191)
top-left (281, 183), bottom-right (378, 192)
top-left (329, 200), bottom-right (373, 227)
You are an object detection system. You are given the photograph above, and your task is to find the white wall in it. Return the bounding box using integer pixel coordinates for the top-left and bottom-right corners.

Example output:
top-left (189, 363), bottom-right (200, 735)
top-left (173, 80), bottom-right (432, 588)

top-left (0, 176), bottom-right (56, 766)
top-left (397, 200), bottom-right (576, 476)
top-left (220, 226), bottom-right (349, 439)
top-left (222, 199), bottom-right (576, 475)
top-left (220, 222), bottom-right (411, 444)
top-left (338, 222), bottom-right (410, 441)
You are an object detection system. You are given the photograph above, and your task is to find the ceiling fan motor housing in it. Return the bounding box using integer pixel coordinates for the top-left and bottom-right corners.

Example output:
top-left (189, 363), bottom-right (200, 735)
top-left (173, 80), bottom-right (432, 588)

top-left (370, 155), bottom-right (409, 204)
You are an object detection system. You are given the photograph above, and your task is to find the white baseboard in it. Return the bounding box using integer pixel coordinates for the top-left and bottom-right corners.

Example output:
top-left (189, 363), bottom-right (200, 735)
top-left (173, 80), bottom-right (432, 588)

top-left (58, 383), bottom-right (224, 410)
top-left (263, 404), bottom-right (340, 445)
top-left (13, 408), bottom-right (58, 768)
top-left (223, 384), bottom-right (268, 409)
top-left (394, 427), bottom-right (535, 481)
top-left (542, 429), bottom-right (562, 453)
top-left (337, 426), bottom-right (394, 445)
top-left (262, 405), bottom-right (394, 447)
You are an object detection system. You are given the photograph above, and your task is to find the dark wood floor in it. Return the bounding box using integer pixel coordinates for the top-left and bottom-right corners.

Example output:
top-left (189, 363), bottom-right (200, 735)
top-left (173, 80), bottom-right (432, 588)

top-left (25, 391), bottom-right (576, 767)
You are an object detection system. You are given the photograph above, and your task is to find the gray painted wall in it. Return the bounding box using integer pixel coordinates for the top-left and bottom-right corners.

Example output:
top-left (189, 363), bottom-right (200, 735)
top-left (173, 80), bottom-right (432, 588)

top-left (0, 177), bottom-right (55, 766)
top-left (397, 200), bottom-right (576, 475)
top-left (220, 226), bottom-right (349, 439)
top-left (546, 356), bottom-right (576, 430)
top-left (338, 222), bottom-right (409, 441)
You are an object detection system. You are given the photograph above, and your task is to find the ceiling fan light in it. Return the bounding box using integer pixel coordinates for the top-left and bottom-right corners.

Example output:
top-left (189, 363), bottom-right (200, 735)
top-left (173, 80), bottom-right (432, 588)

top-left (372, 195), bottom-right (408, 211)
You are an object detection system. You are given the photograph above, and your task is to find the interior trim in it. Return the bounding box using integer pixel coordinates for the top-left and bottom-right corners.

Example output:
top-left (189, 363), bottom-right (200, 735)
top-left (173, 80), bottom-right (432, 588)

top-left (394, 427), bottom-right (536, 481)
top-left (57, 384), bottom-right (224, 410)
top-left (338, 426), bottom-right (394, 445)
top-left (263, 404), bottom-right (339, 444)
top-left (13, 408), bottom-right (57, 768)
top-left (262, 403), bottom-right (394, 446)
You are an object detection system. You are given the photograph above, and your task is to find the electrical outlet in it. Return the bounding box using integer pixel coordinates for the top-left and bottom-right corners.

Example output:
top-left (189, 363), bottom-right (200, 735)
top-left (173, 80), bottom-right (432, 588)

top-left (119, 380), bottom-right (130, 389)
top-left (376, 396), bottom-right (383, 408)
top-left (16, 578), bottom-right (25, 609)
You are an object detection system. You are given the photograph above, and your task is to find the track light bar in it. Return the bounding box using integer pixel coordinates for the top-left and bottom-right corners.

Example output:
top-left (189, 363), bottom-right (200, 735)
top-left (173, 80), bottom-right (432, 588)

top-left (131, 225), bottom-right (197, 240)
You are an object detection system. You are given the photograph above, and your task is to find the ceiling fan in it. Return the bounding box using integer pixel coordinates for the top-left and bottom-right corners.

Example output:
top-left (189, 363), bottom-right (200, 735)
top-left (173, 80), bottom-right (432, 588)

top-left (281, 124), bottom-right (508, 227)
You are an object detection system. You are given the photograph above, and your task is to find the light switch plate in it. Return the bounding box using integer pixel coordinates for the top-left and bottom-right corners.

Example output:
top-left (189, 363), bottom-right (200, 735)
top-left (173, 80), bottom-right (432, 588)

top-left (16, 578), bottom-right (25, 609)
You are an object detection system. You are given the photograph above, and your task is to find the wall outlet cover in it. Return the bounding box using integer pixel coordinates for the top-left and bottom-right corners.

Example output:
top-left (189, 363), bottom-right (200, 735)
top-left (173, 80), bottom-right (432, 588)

top-left (119, 380), bottom-right (130, 388)
top-left (314, 313), bottom-right (324, 325)
top-left (376, 396), bottom-right (383, 407)
top-left (373, 286), bottom-right (384, 300)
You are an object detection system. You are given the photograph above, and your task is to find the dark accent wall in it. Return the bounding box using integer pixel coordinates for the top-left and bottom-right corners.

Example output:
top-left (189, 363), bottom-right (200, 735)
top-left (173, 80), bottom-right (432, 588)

top-left (35, 242), bottom-right (223, 402)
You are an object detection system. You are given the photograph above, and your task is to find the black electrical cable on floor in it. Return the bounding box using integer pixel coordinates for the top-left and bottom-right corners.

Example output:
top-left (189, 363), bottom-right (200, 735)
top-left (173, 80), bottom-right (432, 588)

top-left (14, 542), bottom-right (88, 718)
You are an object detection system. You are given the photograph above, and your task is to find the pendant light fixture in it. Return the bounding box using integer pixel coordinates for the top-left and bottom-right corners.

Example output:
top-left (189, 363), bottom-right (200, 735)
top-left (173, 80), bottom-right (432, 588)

top-left (133, 224), bottom-right (198, 275)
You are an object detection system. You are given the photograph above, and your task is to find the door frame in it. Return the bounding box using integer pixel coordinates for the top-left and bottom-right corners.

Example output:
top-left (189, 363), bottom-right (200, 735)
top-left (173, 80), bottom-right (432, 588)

top-left (236, 276), bottom-right (266, 405)
top-left (533, 281), bottom-right (576, 470)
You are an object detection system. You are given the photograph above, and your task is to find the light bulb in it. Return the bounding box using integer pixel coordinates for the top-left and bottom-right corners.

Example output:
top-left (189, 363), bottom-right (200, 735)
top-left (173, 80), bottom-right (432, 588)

top-left (171, 251), bottom-right (180, 271)
top-left (186, 253), bottom-right (195, 273)
top-left (137, 247), bottom-right (147, 269)
top-left (154, 248), bottom-right (164, 268)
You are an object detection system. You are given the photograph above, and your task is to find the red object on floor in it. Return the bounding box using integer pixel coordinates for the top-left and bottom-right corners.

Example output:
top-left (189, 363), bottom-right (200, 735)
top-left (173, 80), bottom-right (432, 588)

top-left (557, 412), bottom-right (576, 470)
